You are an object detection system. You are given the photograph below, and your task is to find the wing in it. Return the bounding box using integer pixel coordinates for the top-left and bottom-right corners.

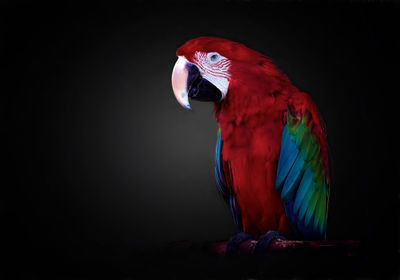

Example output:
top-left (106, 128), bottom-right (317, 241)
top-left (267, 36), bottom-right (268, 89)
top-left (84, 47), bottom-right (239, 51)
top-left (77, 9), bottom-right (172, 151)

top-left (276, 108), bottom-right (330, 239)
top-left (215, 128), bottom-right (242, 231)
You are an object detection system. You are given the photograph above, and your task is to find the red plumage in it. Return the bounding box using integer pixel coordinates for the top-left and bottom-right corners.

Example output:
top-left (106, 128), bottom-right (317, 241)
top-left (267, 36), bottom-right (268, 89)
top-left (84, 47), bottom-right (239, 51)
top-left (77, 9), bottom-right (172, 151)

top-left (178, 37), bottom-right (329, 238)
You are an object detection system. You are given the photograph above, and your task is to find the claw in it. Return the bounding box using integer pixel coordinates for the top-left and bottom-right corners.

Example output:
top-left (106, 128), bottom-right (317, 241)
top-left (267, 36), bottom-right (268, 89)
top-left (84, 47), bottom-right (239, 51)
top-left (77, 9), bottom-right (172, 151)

top-left (226, 232), bottom-right (255, 256)
top-left (254, 230), bottom-right (287, 254)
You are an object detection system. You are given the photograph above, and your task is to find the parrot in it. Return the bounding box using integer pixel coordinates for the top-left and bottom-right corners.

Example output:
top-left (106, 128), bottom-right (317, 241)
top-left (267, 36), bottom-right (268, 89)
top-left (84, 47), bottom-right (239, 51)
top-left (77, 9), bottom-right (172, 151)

top-left (171, 37), bottom-right (330, 253)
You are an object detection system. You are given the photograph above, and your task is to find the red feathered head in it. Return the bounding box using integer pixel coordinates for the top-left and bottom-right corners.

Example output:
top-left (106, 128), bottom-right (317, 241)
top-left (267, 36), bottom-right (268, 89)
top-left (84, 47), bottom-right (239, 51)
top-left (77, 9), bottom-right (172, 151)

top-left (171, 36), bottom-right (288, 110)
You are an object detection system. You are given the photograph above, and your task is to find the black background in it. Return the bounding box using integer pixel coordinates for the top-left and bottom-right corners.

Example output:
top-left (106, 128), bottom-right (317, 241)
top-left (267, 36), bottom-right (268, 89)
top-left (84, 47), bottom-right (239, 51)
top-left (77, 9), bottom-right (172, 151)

top-left (3, 1), bottom-right (399, 278)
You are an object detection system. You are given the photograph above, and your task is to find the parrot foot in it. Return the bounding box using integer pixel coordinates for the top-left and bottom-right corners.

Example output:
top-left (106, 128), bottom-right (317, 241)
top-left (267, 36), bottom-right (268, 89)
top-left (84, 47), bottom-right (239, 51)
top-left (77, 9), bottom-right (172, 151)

top-left (254, 230), bottom-right (287, 254)
top-left (226, 232), bottom-right (255, 255)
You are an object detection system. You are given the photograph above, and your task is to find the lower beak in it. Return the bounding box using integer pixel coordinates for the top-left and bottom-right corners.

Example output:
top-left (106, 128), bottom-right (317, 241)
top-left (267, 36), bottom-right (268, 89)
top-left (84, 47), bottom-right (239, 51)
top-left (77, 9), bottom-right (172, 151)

top-left (171, 56), bottom-right (222, 110)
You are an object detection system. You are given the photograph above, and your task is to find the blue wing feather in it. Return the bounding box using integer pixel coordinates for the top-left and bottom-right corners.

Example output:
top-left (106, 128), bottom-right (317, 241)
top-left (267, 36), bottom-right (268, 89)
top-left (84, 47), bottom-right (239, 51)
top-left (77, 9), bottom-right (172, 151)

top-left (215, 129), bottom-right (229, 200)
top-left (293, 167), bottom-right (313, 214)
top-left (280, 155), bottom-right (305, 201)
top-left (215, 128), bottom-right (242, 232)
top-left (276, 126), bottom-right (300, 190)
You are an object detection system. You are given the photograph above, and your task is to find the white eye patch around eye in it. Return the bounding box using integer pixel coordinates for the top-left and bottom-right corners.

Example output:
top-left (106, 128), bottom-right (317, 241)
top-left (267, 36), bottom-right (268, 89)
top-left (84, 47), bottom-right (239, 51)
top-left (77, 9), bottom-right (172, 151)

top-left (194, 51), bottom-right (231, 99)
top-left (200, 72), bottom-right (230, 99)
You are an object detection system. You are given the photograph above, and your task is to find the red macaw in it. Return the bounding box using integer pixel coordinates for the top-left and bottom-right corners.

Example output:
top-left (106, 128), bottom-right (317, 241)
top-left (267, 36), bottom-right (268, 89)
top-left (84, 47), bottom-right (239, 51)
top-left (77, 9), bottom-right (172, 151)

top-left (171, 37), bottom-right (330, 252)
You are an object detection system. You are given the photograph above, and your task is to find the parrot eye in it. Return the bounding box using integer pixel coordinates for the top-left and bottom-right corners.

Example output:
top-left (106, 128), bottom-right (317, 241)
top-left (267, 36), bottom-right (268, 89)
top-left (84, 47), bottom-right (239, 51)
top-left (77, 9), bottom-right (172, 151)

top-left (208, 52), bottom-right (220, 63)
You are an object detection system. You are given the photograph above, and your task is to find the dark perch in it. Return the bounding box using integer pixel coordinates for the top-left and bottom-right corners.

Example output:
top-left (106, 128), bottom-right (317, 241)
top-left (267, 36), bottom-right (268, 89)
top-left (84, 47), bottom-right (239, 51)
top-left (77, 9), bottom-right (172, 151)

top-left (164, 239), bottom-right (371, 278)
top-left (206, 239), bottom-right (361, 257)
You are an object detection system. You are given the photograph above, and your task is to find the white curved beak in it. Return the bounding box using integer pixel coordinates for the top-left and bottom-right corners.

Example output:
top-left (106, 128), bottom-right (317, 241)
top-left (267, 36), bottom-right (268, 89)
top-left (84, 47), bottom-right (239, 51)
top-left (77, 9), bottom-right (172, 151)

top-left (171, 56), bottom-right (191, 110)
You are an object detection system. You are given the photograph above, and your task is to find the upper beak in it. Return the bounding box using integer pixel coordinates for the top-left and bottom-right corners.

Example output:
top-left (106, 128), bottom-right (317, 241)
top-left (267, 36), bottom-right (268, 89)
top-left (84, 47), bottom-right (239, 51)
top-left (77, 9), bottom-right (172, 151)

top-left (171, 56), bottom-right (192, 110)
top-left (171, 56), bottom-right (222, 110)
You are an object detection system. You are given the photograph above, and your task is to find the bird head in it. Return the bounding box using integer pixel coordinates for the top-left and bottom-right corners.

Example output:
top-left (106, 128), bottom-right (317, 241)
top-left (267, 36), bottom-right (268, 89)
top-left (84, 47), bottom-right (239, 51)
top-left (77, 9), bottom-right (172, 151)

top-left (171, 36), bottom-right (285, 110)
